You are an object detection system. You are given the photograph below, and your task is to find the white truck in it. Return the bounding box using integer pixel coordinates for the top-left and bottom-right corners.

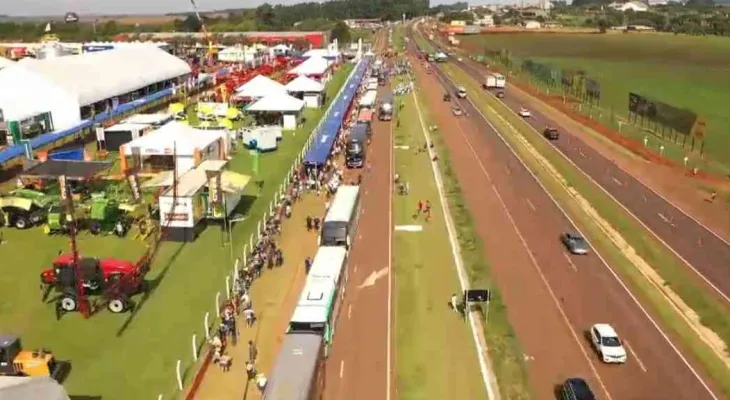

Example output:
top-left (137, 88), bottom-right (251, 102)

top-left (484, 73), bottom-right (506, 90)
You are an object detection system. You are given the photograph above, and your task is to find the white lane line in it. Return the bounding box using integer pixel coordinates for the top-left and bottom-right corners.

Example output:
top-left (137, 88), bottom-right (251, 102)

top-left (564, 253), bottom-right (578, 272)
top-left (611, 177), bottom-right (623, 186)
top-left (340, 360), bottom-right (345, 378)
top-left (658, 213), bottom-right (676, 228)
top-left (386, 75), bottom-right (395, 400)
top-left (625, 341), bottom-right (648, 372)
top-left (526, 199), bottom-right (537, 211)
top-left (442, 65), bottom-right (718, 399)
top-left (504, 166), bottom-right (511, 174)
top-left (432, 66), bottom-right (610, 400)
top-left (348, 304), bottom-right (352, 320)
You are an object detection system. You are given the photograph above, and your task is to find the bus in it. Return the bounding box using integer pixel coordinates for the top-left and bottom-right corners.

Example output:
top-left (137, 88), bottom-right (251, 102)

top-left (288, 278), bottom-right (342, 351)
top-left (358, 90), bottom-right (377, 109)
top-left (320, 185), bottom-right (360, 247)
top-left (262, 333), bottom-right (325, 400)
top-left (309, 246), bottom-right (349, 292)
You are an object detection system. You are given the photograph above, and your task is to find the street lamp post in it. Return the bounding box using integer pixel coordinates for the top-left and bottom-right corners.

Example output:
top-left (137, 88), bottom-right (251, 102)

top-left (227, 214), bottom-right (247, 262)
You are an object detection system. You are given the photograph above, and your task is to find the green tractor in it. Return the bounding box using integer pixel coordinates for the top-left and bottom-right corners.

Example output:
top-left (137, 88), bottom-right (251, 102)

top-left (87, 197), bottom-right (129, 237)
top-left (44, 204), bottom-right (76, 235)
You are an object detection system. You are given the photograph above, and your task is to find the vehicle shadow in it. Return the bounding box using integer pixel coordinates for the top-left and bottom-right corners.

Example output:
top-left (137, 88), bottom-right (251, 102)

top-left (115, 241), bottom-right (186, 337)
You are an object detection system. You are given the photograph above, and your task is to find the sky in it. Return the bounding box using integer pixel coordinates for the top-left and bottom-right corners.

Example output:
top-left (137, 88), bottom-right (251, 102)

top-left (4, 0), bottom-right (478, 17)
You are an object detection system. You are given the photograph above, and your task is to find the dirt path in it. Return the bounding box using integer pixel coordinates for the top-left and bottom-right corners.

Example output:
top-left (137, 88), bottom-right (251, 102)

top-left (190, 193), bottom-right (325, 400)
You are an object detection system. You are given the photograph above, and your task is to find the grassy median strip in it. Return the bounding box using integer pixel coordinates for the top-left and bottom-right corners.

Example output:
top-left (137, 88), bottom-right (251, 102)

top-left (404, 77), bottom-right (533, 399)
top-left (442, 63), bottom-right (730, 397)
top-left (392, 85), bottom-right (488, 400)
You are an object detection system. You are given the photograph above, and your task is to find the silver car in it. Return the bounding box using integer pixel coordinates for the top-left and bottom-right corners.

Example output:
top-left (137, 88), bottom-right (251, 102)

top-left (562, 233), bottom-right (589, 255)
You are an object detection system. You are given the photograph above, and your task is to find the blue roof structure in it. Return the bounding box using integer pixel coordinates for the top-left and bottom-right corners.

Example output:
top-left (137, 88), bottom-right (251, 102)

top-left (304, 57), bottom-right (371, 166)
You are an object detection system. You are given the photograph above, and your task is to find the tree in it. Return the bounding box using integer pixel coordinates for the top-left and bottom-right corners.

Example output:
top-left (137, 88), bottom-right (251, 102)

top-left (597, 18), bottom-right (610, 33)
top-left (331, 21), bottom-right (351, 44)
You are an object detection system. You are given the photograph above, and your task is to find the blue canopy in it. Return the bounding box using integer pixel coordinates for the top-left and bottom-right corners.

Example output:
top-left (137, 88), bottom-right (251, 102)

top-left (0, 85), bottom-right (178, 166)
top-left (304, 58), bottom-right (371, 166)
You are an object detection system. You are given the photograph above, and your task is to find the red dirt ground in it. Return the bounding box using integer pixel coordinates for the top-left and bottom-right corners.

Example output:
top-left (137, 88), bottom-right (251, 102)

top-left (322, 34), bottom-right (393, 400)
top-left (410, 44), bottom-right (720, 399)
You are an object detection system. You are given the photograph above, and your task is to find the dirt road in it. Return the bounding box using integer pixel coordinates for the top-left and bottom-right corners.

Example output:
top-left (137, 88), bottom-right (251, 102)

top-left (450, 56), bottom-right (730, 307)
top-left (322, 37), bottom-right (394, 400)
top-left (410, 42), bottom-right (720, 400)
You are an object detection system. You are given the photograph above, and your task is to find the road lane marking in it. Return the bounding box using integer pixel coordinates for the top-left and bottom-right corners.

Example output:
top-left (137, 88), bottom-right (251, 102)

top-left (611, 177), bottom-right (623, 186)
top-left (340, 360), bottom-right (345, 378)
top-left (526, 199), bottom-right (536, 211)
top-left (348, 304), bottom-right (352, 320)
top-left (658, 213), bottom-right (676, 228)
top-left (386, 74), bottom-right (395, 400)
top-left (564, 253), bottom-right (578, 272)
top-left (625, 341), bottom-right (647, 372)
top-left (428, 65), bottom-right (611, 400)
top-left (439, 60), bottom-right (718, 399)
top-left (504, 166), bottom-right (511, 174)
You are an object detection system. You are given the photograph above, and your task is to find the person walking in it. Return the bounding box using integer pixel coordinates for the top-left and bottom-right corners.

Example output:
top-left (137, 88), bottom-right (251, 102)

top-left (248, 340), bottom-right (258, 363)
top-left (451, 293), bottom-right (460, 314)
top-left (244, 307), bottom-right (256, 327)
top-left (305, 257), bottom-right (312, 274)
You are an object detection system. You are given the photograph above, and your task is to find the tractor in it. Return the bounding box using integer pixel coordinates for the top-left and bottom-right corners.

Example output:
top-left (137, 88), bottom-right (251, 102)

top-left (0, 335), bottom-right (65, 380)
top-left (44, 204), bottom-right (74, 235)
top-left (40, 254), bottom-right (149, 314)
top-left (87, 197), bottom-right (129, 237)
top-left (0, 196), bottom-right (47, 229)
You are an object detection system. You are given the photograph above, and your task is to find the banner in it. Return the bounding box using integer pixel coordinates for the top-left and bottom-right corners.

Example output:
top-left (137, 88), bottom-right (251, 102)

top-left (585, 79), bottom-right (601, 100)
top-left (628, 92), bottom-right (698, 135)
top-left (59, 175), bottom-right (68, 201)
top-left (127, 172), bottom-right (141, 203)
top-left (205, 170), bottom-right (222, 204)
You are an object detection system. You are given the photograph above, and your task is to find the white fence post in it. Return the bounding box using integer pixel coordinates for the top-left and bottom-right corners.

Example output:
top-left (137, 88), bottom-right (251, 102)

top-left (269, 201), bottom-right (274, 215)
top-left (257, 221), bottom-right (262, 238)
top-left (234, 258), bottom-right (240, 277)
top-left (158, 394), bottom-right (163, 400)
top-left (215, 292), bottom-right (221, 317)
top-left (176, 360), bottom-right (183, 391)
top-left (243, 245), bottom-right (248, 265)
top-left (225, 276), bottom-right (231, 300)
top-left (249, 234), bottom-right (254, 250)
top-left (204, 312), bottom-right (210, 340)
top-left (192, 334), bottom-right (198, 361)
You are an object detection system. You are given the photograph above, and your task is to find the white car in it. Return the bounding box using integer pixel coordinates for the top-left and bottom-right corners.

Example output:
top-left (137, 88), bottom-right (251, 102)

top-left (589, 324), bottom-right (627, 364)
top-left (518, 108), bottom-right (531, 118)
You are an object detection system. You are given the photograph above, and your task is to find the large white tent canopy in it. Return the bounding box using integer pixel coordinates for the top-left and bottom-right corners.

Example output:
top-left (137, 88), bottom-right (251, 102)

top-left (289, 56), bottom-right (330, 76)
top-left (235, 74), bottom-right (286, 97)
top-left (9, 46), bottom-right (190, 106)
top-left (247, 93), bottom-right (305, 113)
top-left (122, 121), bottom-right (224, 157)
top-left (0, 56), bottom-right (14, 69)
top-left (302, 48), bottom-right (341, 59)
top-left (285, 75), bottom-right (324, 93)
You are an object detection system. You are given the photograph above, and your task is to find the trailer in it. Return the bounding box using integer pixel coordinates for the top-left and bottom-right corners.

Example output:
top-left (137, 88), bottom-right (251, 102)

top-left (484, 73), bottom-right (506, 90)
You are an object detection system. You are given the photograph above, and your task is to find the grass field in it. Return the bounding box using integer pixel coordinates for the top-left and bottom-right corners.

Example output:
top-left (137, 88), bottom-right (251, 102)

top-left (443, 62), bottom-right (730, 398)
top-left (0, 64), bottom-right (352, 399)
top-left (392, 83), bottom-right (486, 400)
top-left (404, 69), bottom-right (533, 398)
top-left (460, 33), bottom-right (730, 168)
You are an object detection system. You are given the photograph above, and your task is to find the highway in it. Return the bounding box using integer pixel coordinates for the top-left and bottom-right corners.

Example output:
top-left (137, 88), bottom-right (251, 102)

top-left (408, 29), bottom-right (720, 400)
top-left (450, 53), bottom-right (730, 306)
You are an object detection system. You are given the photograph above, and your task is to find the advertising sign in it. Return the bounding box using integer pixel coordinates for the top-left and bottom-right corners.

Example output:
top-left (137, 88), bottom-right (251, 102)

top-left (159, 196), bottom-right (195, 228)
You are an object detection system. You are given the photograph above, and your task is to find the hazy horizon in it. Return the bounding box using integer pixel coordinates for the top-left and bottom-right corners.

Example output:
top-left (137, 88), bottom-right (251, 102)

top-left (3, 0), bottom-right (512, 17)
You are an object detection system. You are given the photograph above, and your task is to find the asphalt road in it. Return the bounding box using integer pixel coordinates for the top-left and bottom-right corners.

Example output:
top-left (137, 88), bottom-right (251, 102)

top-left (410, 34), bottom-right (721, 400)
top-left (451, 55), bottom-right (730, 305)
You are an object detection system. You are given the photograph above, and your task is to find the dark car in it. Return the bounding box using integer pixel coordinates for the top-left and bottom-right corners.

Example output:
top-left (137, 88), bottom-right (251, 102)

top-left (559, 378), bottom-right (597, 400)
top-left (544, 127), bottom-right (560, 140)
top-left (561, 233), bottom-right (589, 255)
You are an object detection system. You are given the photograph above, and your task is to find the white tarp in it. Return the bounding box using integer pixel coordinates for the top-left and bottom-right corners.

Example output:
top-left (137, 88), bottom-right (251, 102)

top-left (0, 56), bottom-right (15, 69)
top-left (235, 74), bottom-right (286, 97)
top-left (122, 121), bottom-right (224, 157)
top-left (303, 48), bottom-right (341, 59)
top-left (247, 93), bottom-right (305, 113)
top-left (289, 56), bottom-right (330, 76)
top-left (122, 113), bottom-right (173, 126)
top-left (241, 126), bottom-right (280, 151)
top-left (285, 75), bottom-right (324, 93)
top-left (359, 90), bottom-right (378, 107)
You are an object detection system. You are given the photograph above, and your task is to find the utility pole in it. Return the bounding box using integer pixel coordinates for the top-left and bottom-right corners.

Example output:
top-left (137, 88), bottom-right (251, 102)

top-left (59, 175), bottom-right (90, 318)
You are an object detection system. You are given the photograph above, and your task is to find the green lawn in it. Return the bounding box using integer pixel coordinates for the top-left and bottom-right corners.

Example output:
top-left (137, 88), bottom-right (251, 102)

top-left (0, 63), bottom-right (353, 399)
top-left (460, 33), bottom-right (730, 171)
top-left (393, 83), bottom-right (486, 400)
top-left (443, 62), bottom-right (730, 398)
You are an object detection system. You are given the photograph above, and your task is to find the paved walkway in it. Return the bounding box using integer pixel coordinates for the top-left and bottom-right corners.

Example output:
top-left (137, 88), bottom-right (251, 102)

top-left (191, 193), bottom-right (326, 400)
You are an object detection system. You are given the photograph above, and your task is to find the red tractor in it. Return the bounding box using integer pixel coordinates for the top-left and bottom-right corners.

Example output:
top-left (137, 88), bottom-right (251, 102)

top-left (40, 253), bottom-right (149, 314)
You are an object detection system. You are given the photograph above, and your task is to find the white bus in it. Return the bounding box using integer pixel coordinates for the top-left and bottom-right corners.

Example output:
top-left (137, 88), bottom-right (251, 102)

top-left (288, 277), bottom-right (342, 352)
top-left (320, 185), bottom-right (360, 248)
top-left (308, 246), bottom-right (349, 287)
top-left (358, 90), bottom-right (378, 109)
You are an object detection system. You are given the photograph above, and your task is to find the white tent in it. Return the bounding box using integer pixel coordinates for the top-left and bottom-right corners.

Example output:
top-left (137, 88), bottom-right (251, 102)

top-left (247, 93), bottom-right (305, 130)
top-left (285, 75), bottom-right (324, 108)
top-left (0, 377), bottom-right (69, 400)
top-left (0, 56), bottom-right (15, 70)
top-left (289, 56), bottom-right (330, 78)
top-left (121, 121), bottom-right (226, 174)
top-left (235, 75), bottom-right (286, 98)
top-left (303, 48), bottom-right (341, 59)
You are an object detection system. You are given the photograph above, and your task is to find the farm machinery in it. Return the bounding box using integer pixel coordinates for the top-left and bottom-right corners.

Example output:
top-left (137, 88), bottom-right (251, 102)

top-left (0, 335), bottom-right (66, 380)
top-left (40, 251), bottom-right (151, 316)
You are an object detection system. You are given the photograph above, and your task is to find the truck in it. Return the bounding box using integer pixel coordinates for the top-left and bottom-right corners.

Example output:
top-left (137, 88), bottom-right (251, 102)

top-left (346, 124), bottom-right (369, 168)
top-left (379, 94), bottom-right (394, 121)
top-left (484, 73), bottom-right (506, 91)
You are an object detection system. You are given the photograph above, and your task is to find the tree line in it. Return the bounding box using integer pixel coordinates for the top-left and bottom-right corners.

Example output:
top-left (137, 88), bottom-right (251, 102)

top-left (0, 0), bottom-right (430, 42)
